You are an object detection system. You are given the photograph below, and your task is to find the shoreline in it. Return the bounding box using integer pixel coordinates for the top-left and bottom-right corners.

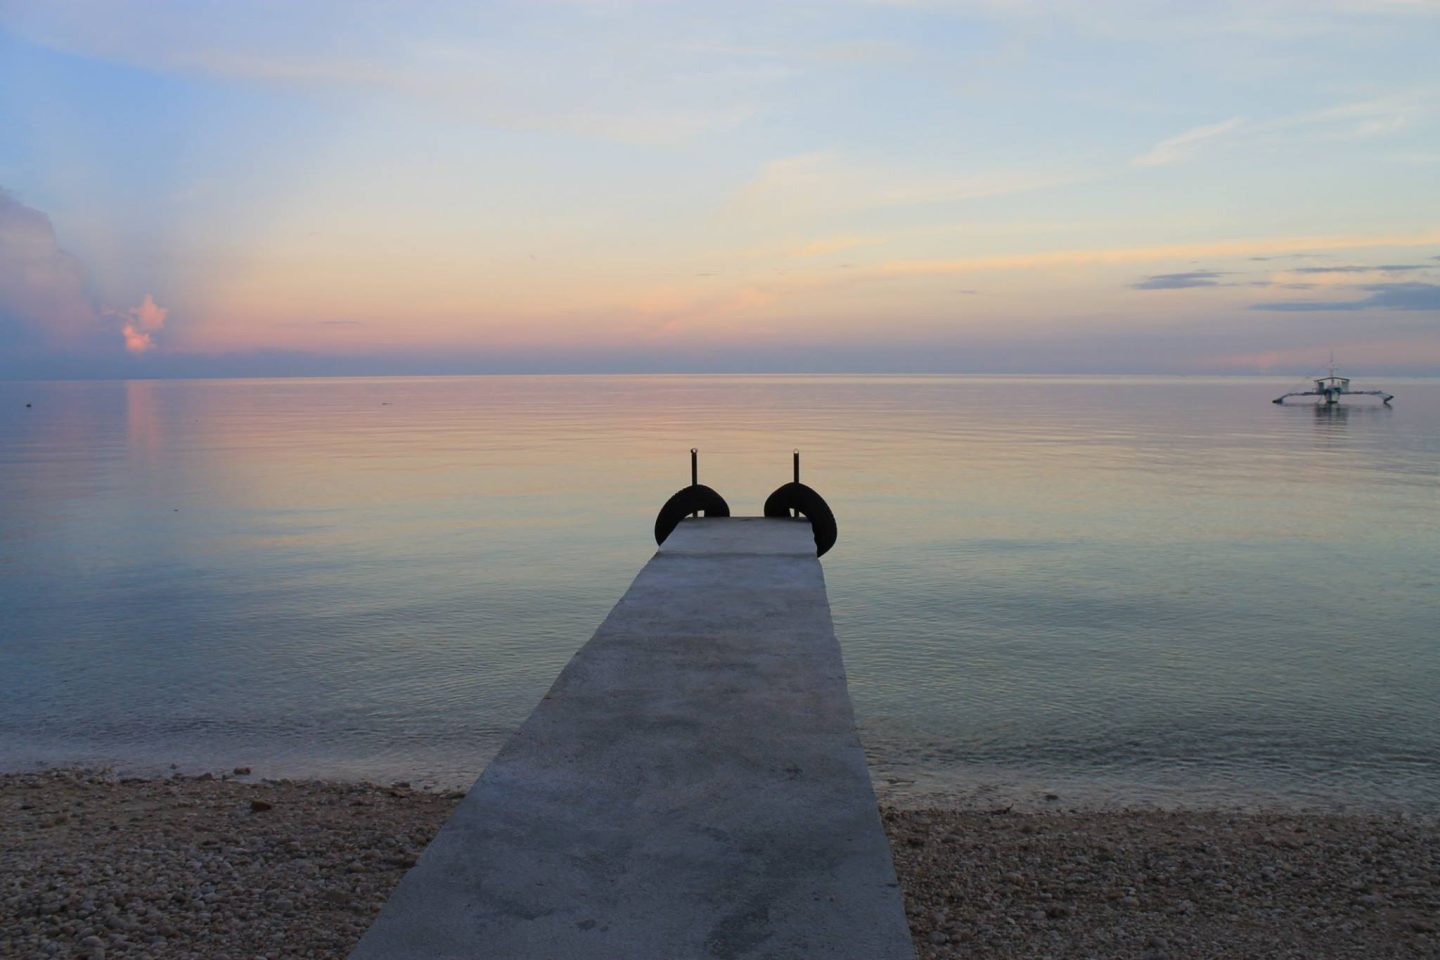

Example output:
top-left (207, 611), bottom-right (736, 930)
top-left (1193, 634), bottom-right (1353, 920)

top-left (3, 769), bottom-right (1436, 959)
top-left (8, 753), bottom-right (1433, 820)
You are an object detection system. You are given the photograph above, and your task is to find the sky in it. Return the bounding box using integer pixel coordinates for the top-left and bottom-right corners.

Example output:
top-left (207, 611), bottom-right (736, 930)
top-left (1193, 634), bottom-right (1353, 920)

top-left (1, 0), bottom-right (1438, 378)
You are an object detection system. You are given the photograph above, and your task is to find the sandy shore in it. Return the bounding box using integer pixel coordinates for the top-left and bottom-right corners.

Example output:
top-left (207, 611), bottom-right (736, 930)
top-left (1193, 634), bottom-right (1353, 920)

top-left (3, 770), bottom-right (1436, 959)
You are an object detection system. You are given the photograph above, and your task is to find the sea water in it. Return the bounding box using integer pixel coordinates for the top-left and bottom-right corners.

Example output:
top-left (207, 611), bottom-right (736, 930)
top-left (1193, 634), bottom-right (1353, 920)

top-left (1, 375), bottom-right (1436, 812)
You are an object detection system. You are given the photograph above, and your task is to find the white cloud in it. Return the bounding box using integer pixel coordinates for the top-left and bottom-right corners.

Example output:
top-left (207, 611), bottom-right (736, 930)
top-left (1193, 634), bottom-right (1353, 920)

top-left (1268, 91), bottom-right (1437, 141)
top-left (732, 152), bottom-right (1084, 220)
top-left (1131, 118), bottom-right (1245, 168)
top-left (0, 2), bottom-right (773, 145)
top-left (1131, 89), bottom-right (1437, 168)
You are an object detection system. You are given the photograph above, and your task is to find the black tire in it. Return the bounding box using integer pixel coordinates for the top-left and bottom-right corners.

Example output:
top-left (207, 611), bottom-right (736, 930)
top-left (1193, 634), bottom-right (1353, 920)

top-left (763, 482), bottom-right (837, 557)
top-left (654, 484), bottom-right (731, 546)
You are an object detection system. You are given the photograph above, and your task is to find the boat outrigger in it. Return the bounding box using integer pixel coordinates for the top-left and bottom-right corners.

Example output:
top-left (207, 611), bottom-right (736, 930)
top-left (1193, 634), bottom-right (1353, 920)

top-left (1272, 361), bottom-right (1394, 406)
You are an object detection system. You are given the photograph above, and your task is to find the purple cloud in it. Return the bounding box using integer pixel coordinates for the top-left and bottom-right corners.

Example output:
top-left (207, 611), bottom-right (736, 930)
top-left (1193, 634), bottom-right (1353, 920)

top-left (1290, 264), bottom-right (1429, 274)
top-left (1251, 282), bottom-right (1440, 312)
top-left (1132, 271), bottom-right (1226, 290)
top-left (0, 189), bottom-right (98, 350)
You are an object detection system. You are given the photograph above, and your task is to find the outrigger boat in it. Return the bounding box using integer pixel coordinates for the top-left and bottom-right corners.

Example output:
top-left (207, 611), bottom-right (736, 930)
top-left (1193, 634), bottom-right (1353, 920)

top-left (1272, 360), bottom-right (1394, 406)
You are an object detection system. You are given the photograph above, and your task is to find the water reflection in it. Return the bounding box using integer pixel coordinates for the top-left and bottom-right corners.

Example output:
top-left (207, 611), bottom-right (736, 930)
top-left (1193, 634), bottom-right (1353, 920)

top-left (1, 376), bottom-right (1437, 812)
top-left (125, 379), bottom-right (161, 454)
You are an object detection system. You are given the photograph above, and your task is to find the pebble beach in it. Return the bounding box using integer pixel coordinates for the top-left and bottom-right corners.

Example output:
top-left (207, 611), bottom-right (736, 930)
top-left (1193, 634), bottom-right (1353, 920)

top-left (3, 769), bottom-right (1436, 959)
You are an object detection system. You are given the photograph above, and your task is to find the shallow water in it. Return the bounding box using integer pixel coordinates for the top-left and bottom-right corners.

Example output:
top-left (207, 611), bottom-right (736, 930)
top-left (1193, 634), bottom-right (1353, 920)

top-left (1, 375), bottom-right (1436, 812)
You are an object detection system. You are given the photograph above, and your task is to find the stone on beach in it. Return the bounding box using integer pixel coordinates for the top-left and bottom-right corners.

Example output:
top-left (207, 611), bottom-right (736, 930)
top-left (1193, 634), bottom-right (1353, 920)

top-left (2, 770), bottom-right (1438, 959)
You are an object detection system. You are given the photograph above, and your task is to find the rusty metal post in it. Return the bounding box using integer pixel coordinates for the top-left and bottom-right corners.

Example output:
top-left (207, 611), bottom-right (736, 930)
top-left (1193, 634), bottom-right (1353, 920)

top-left (690, 448), bottom-right (699, 516)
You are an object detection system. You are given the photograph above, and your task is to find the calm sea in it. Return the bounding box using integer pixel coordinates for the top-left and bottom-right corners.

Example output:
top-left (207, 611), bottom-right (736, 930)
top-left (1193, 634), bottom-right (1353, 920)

top-left (1, 375), bottom-right (1436, 813)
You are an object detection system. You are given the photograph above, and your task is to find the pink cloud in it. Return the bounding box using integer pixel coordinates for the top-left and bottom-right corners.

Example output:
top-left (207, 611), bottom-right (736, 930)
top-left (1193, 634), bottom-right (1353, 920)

top-left (117, 294), bottom-right (168, 354)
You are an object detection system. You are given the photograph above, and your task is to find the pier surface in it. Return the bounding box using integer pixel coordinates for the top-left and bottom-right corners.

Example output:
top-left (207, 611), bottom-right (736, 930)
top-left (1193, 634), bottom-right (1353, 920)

top-left (349, 517), bottom-right (914, 960)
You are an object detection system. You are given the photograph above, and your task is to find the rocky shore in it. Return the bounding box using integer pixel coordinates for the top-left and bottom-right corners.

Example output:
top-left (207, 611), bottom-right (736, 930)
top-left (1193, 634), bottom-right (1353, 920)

top-left (885, 806), bottom-right (1438, 959)
top-left (3, 769), bottom-right (1436, 959)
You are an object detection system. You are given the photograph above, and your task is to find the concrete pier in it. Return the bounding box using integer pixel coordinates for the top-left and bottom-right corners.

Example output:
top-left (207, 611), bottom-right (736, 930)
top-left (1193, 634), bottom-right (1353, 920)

top-left (349, 517), bottom-right (914, 960)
